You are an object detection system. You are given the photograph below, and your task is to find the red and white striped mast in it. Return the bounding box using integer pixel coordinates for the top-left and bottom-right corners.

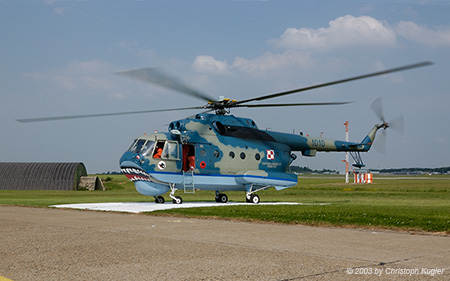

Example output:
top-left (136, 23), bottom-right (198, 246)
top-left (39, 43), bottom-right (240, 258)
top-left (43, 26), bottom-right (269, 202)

top-left (344, 121), bottom-right (349, 183)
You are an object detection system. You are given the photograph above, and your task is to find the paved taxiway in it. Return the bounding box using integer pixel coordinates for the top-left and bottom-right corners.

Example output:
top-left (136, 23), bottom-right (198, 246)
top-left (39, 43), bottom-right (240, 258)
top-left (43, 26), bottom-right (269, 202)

top-left (1, 206), bottom-right (449, 280)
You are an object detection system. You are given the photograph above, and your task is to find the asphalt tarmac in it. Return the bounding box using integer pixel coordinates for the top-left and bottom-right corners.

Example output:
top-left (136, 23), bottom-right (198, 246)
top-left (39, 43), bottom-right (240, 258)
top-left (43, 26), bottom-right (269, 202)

top-left (1, 206), bottom-right (449, 280)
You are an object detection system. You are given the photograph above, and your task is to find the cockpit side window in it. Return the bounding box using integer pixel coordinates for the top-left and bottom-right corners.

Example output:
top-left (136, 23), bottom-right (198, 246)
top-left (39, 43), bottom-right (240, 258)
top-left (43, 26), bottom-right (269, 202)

top-left (163, 141), bottom-right (178, 159)
top-left (141, 141), bottom-right (155, 156)
top-left (153, 141), bottom-right (165, 159)
top-left (152, 140), bottom-right (179, 159)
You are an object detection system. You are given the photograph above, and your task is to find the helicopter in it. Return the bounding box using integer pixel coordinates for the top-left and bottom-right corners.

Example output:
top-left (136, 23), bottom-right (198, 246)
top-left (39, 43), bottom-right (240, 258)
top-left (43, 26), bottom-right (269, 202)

top-left (17, 61), bottom-right (432, 204)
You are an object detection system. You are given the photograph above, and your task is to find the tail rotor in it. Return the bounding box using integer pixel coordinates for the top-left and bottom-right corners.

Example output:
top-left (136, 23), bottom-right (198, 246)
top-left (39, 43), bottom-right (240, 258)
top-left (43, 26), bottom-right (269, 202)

top-left (370, 97), bottom-right (404, 153)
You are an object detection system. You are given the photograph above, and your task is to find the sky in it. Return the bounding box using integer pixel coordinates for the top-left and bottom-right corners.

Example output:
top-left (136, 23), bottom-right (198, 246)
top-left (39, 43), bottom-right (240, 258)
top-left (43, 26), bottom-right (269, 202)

top-left (1, 0), bottom-right (449, 174)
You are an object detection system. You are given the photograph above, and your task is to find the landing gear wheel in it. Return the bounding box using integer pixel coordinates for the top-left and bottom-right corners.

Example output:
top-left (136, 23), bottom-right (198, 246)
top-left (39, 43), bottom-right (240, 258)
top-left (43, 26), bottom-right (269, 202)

top-left (215, 193), bottom-right (228, 203)
top-left (172, 196), bottom-right (183, 204)
top-left (250, 194), bottom-right (260, 204)
top-left (155, 196), bottom-right (165, 204)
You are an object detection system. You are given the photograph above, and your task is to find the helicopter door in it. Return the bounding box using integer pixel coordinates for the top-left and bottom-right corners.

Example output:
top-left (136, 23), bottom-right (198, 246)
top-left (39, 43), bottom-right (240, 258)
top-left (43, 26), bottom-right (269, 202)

top-left (182, 144), bottom-right (195, 172)
top-left (195, 144), bottom-right (212, 173)
top-left (149, 140), bottom-right (181, 173)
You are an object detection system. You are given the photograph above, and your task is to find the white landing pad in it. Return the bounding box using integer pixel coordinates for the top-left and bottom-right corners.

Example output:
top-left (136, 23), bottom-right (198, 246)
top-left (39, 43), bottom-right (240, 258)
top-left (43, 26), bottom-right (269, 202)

top-left (50, 202), bottom-right (328, 214)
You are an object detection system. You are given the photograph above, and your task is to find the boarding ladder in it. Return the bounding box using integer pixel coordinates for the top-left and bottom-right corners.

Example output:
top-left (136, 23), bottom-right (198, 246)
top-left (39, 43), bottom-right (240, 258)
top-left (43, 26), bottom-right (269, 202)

top-left (183, 171), bottom-right (195, 193)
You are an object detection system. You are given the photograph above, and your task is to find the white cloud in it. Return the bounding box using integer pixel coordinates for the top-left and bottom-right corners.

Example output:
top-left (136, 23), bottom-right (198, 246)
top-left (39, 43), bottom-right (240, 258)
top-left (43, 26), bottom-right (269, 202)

top-left (192, 51), bottom-right (312, 75)
top-left (231, 51), bottom-right (311, 73)
top-left (194, 16), bottom-right (398, 75)
top-left (373, 61), bottom-right (405, 84)
top-left (53, 7), bottom-right (67, 15)
top-left (25, 60), bottom-right (117, 92)
top-left (44, 0), bottom-right (68, 15)
top-left (192, 15), bottom-right (448, 77)
top-left (119, 40), bottom-right (140, 52)
top-left (396, 21), bottom-right (450, 47)
top-left (23, 60), bottom-right (166, 105)
top-left (192, 55), bottom-right (228, 74)
top-left (272, 15), bottom-right (397, 50)
top-left (117, 40), bottom-right (158, 63)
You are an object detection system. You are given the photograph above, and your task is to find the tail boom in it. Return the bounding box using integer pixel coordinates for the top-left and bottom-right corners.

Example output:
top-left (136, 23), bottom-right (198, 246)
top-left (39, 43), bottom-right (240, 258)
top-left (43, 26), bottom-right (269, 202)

top-left (266, 123), bottom-right (383, 155)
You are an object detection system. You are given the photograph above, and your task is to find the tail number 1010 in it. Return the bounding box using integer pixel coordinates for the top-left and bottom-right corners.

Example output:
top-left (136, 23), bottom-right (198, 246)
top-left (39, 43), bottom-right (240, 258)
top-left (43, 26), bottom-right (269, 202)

top-left (311, 139), bottom-right (325, 148)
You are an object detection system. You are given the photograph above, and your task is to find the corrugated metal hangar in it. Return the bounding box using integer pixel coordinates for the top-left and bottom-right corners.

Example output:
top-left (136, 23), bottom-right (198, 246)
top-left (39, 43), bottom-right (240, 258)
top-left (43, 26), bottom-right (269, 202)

top-left (0, 162), bottom-right (87, 190)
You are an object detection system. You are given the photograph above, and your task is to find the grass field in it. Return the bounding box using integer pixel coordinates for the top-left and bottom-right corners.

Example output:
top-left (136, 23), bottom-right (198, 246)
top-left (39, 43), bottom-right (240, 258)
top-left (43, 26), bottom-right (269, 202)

top-left (1, 174), bottom-right (449, 233)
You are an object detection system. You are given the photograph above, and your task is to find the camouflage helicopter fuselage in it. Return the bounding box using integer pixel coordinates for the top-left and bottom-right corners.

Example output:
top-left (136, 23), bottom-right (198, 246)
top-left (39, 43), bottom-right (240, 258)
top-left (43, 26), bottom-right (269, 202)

top-left (16, 62), bottom-right (430, 203)
top-left (120, 113), bottom-right (381, 203)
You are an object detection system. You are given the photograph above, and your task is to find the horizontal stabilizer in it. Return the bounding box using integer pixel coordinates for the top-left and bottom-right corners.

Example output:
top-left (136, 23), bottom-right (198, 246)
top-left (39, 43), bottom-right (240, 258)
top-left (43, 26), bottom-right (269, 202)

top-left (348, 142), bottom-right (372, 148)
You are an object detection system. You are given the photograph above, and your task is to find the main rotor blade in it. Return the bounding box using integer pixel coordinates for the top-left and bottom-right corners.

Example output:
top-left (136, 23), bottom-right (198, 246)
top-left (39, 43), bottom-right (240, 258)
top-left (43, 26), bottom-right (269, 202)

top-left (235, 101), bottom-right (352, 108)
top-left (16, 106), bottom-right (204, 123)
top-left (236, 61), bottom-right (433, 105)
top-left (117, 68), bottom-right (215, 102)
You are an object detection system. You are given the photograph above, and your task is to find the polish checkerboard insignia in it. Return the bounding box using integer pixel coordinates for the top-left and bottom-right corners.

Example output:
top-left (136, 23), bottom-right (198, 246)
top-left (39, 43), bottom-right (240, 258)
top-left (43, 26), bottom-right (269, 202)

top-left (266, 149), bottom-right (275, 160)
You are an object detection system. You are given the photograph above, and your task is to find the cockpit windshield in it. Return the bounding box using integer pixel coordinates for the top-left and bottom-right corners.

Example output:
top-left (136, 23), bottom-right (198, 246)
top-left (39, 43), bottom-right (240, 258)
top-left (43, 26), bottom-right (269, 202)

top-left (128, 139), bottom-right (146, 154)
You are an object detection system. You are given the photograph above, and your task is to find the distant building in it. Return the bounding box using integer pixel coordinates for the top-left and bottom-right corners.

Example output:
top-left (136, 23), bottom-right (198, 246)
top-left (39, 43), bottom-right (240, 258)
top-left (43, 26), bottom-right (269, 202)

top-left (0, 162), bottom-right (87, 190)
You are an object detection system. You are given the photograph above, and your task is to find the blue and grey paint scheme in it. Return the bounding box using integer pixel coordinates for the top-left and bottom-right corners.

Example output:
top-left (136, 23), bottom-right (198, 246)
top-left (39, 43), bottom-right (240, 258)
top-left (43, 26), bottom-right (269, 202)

top-left (119, 113), bottom-right (383, 201)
